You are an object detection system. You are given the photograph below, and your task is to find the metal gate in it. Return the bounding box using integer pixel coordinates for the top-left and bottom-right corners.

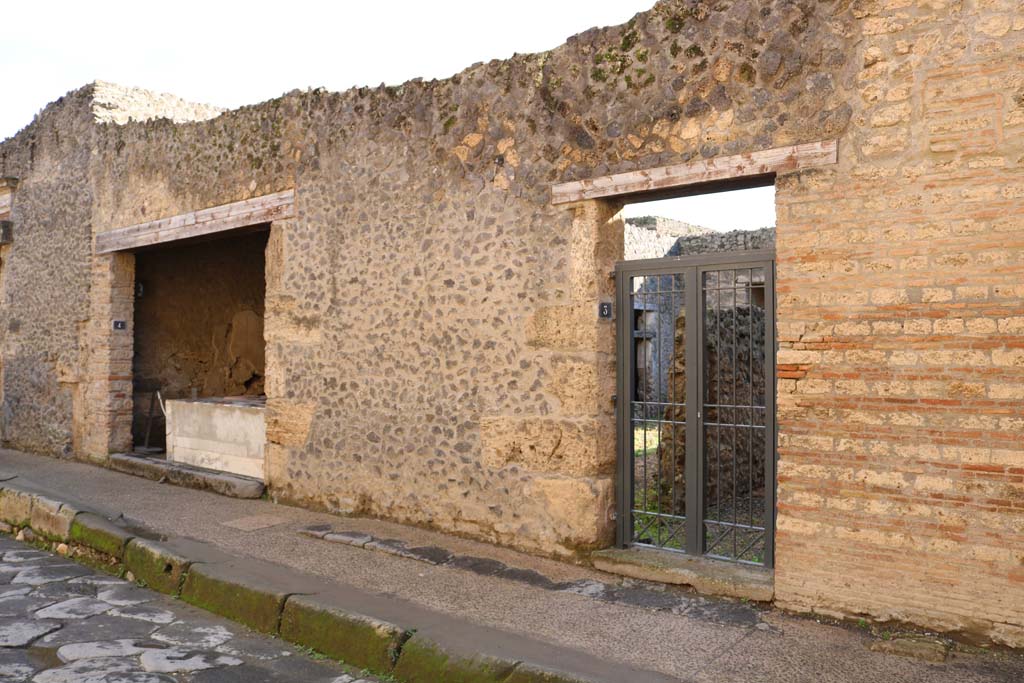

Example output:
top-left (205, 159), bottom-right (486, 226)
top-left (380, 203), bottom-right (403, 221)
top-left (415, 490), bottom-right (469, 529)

top-left (614, 250), bottom-right (776, 567)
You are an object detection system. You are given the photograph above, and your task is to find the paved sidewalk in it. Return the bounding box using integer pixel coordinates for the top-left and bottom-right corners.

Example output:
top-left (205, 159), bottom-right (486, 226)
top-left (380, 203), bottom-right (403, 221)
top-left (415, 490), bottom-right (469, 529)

top-left (0, 535), bottom-right (375, 682)
top-left (2, 448), bottom-right (1023, 683)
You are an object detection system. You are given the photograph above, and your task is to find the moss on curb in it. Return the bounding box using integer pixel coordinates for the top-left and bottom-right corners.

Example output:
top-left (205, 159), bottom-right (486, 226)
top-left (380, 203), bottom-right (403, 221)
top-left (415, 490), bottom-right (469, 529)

top-left (180, 563), bottom-right (287, 634)
top-left (280, 595), bottom-right (407, 674)
top-left (123, 538), bottom-right (190, 596)
top-left (391, 635), bottom-right (516, 683)
top-left (69, 513), bottom-right (133, 559)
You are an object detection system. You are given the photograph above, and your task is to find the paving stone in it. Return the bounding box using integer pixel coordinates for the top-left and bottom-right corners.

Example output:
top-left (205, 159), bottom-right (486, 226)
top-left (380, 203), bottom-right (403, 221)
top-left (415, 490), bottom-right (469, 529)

top-left (139, 647), bottom-right (243, 673)
top-left (38, 615), bottom-right (159, 647)
top-left (0, 648), bottom-right (37, 681)
top-left (213, 634), bottom-right (293, 661)
top-left (11, 565), bottom-right (89, 587)
top-left (3, 550), bottom-right (50, 564)
top-left (447, 555), bottom-right (508, 576)
top-left (34, 597), bottom-right (112, 620)
top-left (97, 585), bottom-right (154, 607)
top-left (405, 545), bottom-right (455, 565)
top-left (55, 639), bottom-right (156, 662)
top-left (31, 580), bottom-right (98, 600)
top-left (67, 574), bottom-right (127, 587)
top-left (107, 604), bottom-right (176, 624)
top-left (0, 534), bottom-right (381, 682)
top-left (0, 618), bottom-right (62, 646)
top-left (151, 622), bottom-right (234, 649)
top-left (324, 531), bottom-right (374, 547)
top-left (0, 595), bottom-right (58, 617)
top-left (299, 524), bottom-right (333, 539)
top-left (31, 655), bottom-right (158, 683)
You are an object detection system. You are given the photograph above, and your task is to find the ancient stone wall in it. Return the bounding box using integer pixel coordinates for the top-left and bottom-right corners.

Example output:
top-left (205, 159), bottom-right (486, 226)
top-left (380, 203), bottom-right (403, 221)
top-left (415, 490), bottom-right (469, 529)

top-left (0, 0), bottom-right (1019, 645)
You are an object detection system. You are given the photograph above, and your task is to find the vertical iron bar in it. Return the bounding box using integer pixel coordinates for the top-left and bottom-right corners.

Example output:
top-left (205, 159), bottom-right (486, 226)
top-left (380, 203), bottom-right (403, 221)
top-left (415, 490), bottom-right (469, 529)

top-left (749, 273), bottom-right (755, 536)
top-left (615, 270), bottom-right (628, 547)
top-left (764, 261), bottom-right (777, 568)
top-left (684, 266), bottom-right (700, 556)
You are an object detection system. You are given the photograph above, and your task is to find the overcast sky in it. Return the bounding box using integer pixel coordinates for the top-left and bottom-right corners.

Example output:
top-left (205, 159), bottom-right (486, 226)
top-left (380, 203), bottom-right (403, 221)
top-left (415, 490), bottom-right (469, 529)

top-left (3, 0), bottom-right (774, 230)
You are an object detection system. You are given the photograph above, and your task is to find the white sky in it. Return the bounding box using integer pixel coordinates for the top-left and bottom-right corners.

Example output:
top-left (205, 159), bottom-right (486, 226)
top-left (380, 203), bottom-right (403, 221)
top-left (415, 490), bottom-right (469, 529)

top-left (3, 0), bottom-right (772, 229)
top-left (623, 186), bottom-right (777, 232)
top-left (1, 0), bottom-right (654, 140)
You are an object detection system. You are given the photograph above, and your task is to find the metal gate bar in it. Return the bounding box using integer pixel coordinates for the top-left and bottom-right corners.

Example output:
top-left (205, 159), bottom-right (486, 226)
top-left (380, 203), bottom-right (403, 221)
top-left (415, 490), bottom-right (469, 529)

top-left (615, 250), bottom-right (776, 567)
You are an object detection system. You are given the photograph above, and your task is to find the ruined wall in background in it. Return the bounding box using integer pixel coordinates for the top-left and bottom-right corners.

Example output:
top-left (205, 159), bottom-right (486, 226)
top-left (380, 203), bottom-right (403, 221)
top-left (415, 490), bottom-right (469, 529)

top-left (624, 216), bottom-right (709, 260)
top-left (132, 231), bottom-right (269, 447)
top-left (774, 0), bottom-right (1024, 648)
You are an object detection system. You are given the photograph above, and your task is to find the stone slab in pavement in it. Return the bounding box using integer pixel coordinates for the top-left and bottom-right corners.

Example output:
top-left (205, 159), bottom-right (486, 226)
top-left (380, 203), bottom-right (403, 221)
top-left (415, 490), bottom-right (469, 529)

top-left (0, 534), bottom-right (377, 683)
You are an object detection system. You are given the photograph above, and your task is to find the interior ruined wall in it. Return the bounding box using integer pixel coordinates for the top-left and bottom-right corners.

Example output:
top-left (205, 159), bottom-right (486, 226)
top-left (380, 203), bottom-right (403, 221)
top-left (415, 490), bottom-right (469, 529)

top-left (773, 0), bottom-right (1024, 647)
top-left (132, 231), bottom-right (268, 447)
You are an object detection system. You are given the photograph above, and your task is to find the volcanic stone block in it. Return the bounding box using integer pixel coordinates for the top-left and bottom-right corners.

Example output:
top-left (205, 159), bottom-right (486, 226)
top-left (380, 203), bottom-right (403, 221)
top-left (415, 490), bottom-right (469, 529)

top-left (69, 513), bottom-right (133, 559)
top-left (279, 594), bottom-right (406, 673)
top-left (123, 538), bottom-right (191, 595)
top-left (180, 562), bottom-right (289, 634)
top-left (391, 634), bottom-right (517, 683)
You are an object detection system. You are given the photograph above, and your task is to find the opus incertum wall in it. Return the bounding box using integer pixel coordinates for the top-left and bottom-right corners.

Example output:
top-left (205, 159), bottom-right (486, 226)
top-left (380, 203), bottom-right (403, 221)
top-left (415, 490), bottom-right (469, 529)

top-left (0, 2), bottom-right (1021, 646)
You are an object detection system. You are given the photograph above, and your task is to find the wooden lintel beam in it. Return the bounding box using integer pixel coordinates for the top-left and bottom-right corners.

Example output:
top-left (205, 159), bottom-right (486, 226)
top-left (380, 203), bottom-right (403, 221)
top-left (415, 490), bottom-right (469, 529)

top-left (95, 189), bottom-right (294, 254)
top-left (550, 140), bottom-right (838, 205)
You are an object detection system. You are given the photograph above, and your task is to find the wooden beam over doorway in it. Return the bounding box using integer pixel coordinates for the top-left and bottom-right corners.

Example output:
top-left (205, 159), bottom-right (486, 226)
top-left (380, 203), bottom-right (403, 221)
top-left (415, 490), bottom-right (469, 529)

top-left (550, 140), bottom-right (838, 205)
top-left (95, 189), bottom-right (294, 254)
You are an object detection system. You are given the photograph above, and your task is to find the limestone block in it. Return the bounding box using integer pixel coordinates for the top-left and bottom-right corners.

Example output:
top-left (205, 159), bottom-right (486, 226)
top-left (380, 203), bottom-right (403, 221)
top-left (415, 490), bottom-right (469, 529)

top-left (526, 476), bottom-right (615, 549)
top-left (29, 496), bottom-right (77, 541)
top-left (481, 416), bottom-right (614, 477)
top-left (0, 487), bottom-right (33, 527)
top-left (264, 399), bottom-right (315, 448)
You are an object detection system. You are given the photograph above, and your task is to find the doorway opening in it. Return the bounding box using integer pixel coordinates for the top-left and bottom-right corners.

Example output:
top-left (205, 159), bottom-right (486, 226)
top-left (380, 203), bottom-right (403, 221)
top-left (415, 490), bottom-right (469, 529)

top-left (616, 181), bottom-right (776, 567)
top-left (131, 227), bottom-right (269, 479)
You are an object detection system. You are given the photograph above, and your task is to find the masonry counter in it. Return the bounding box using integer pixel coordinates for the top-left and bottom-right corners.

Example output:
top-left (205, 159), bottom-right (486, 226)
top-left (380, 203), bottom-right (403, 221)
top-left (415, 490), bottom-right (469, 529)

top-left (165, 396), bottom-right (267, 481)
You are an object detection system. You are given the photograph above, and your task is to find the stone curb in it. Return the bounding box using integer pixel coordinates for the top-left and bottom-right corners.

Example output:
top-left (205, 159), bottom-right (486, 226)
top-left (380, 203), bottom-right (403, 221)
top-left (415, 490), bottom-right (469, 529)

top-left (0, 479), bottom-right (604, 683)
top-left (123, 537), bottom-right (192, 596)
top-left (108, 453), bottom-right (265, 499)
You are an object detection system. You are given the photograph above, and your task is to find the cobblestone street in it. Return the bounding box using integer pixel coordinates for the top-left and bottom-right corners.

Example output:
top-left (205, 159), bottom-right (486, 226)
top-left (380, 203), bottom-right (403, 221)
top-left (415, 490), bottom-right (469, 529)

top-left (0, 535), bottom-right (377, 682)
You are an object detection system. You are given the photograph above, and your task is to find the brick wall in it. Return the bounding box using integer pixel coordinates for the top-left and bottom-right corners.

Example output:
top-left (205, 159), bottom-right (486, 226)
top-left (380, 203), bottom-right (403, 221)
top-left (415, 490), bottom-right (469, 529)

top-left (774, 0), bottom-right (1024, 646)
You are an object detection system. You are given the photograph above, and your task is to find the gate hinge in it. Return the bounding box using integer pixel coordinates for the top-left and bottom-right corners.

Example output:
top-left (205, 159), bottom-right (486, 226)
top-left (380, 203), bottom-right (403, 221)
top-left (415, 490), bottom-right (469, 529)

top-left (611, 394), bottom-right (617, 407)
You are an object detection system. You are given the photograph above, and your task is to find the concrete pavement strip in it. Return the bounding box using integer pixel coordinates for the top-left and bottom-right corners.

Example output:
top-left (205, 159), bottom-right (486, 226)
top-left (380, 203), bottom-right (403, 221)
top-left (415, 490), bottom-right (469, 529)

top-left (0, 476), bottom-right (676, 683)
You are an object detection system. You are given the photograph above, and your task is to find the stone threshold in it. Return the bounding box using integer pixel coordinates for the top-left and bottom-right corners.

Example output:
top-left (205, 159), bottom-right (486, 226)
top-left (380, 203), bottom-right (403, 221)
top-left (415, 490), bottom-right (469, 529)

top-left (107, 453), bottom-right (264, 499)
top-left (300, 526), bottom-right (770, 625)
top-left (591, 547), bottom-right (774, 603)
top-left (0, 480), bottom-right (673, 683)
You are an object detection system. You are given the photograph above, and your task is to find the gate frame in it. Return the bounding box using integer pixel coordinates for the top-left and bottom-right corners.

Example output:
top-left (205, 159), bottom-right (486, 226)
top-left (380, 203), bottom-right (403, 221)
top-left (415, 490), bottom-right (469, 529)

top-left (614, 248), bottom-right (777, 567)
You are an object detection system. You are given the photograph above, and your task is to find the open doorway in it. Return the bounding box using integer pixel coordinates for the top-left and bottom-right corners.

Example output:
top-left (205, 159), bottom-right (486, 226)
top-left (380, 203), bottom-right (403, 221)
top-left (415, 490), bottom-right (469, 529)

top-left (131, 227), bottom-right (269, 479)
top-left (616, 181), bottom-right (776, 566)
